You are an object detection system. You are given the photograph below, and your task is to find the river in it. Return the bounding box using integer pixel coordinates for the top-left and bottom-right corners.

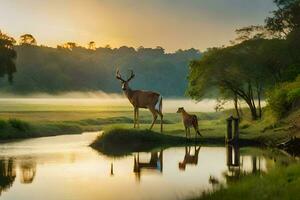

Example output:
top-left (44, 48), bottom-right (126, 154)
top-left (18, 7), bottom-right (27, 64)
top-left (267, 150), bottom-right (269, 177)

top-left (0, 132), bottom-right (292, 200)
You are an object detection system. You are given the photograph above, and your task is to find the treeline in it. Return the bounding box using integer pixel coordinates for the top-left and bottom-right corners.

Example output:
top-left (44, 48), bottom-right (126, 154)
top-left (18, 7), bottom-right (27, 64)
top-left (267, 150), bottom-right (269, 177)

top-left (187, 0), bottom-right (300, 120)
top-left (0, 34), bottom-right (200, 96)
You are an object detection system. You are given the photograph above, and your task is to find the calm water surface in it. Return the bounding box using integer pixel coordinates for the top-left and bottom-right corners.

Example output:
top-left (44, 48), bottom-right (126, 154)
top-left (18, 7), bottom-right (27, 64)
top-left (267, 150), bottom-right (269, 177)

top-left (0, 132), bottom-right (289, 200)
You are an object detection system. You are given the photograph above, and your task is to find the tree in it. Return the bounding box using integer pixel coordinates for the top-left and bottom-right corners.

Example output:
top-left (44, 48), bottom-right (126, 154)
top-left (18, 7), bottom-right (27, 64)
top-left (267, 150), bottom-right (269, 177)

top-left (265, 0), bottom-right (300, 38)
top-left (0, 30), bottom-right (17, 83)
top-left (58, 42), bottom-right (78, 50)
top-left (187, 39), bottom-right (281, 120)
top-left (19, 34), bottom-right (37, 45)
top-left (88, 41), bottom-right (96, 50)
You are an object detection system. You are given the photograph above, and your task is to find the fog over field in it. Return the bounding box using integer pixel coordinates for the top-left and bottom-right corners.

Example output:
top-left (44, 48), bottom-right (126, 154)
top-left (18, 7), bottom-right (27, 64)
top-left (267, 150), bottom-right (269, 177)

top-left (0, 91), bottom-right (230, 113)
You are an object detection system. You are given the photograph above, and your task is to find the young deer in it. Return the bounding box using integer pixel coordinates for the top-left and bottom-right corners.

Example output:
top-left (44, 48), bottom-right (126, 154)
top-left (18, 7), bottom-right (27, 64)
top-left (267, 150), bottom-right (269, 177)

top-left (116, 69), bottom-right (163, 132)
top-left (176, 107), bottom-right (202, 138)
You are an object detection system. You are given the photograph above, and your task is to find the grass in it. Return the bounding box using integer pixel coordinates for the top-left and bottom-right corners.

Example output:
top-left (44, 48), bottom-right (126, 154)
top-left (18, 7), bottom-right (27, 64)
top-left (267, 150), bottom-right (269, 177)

top-left (0, 100), bottom-right (298, 149)
top-left (90, 128), bottom-right (196, 157)
top-left (0, 103), bottom-right (227, 140)
top-left (193, 163), bottom-right (300, 200)
top-left (90, 126), bottom-right (261, 157)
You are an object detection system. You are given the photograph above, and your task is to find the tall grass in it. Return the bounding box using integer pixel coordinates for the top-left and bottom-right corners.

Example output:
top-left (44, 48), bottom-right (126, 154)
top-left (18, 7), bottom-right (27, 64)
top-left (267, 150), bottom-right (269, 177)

top-left (193, 163), bottom-right (300, 200)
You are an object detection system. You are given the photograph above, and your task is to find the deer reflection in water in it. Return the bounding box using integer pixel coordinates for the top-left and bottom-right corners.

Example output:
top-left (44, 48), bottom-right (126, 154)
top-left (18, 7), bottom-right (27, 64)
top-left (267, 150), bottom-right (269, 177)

top-left (0, 158), bottom-right (37, 196)
top-left (178, 146), bottom-right (201, 171)
top-left (133, 150), bottom-right (163, 181)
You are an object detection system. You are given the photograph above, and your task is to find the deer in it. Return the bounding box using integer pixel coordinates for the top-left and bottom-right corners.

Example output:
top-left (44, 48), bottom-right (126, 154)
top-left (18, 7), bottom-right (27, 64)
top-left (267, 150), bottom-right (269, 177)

top-left (176, 107), bottom-right (202, 138)
top-left (116, 69), bottom-right (163, 132)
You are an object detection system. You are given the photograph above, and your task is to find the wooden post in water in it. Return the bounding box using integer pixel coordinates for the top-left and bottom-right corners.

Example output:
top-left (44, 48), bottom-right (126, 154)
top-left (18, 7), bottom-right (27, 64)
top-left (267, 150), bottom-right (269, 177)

top-left (226, 145), bottom-right (233, 166)
top-left (233, 144), bottom-right (240, 166)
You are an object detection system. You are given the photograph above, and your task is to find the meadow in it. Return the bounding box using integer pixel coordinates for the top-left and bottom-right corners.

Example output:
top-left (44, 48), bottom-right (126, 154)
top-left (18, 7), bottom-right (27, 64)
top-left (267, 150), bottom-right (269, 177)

top-left (0, 97), bottom-right (295, 149)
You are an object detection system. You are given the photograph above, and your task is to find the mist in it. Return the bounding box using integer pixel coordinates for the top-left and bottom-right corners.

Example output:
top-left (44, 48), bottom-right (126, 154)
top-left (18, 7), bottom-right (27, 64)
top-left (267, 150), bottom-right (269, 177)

top-left (0, 91), bottom-right (235, 113)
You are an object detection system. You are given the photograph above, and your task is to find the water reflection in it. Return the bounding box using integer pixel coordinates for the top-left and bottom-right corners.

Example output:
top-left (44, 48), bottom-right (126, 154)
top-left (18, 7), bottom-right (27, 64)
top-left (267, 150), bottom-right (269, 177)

top-left (223, 144), bottom-right (267, 183)
top-left (0, 159), bottom-right (16, 196)
top-left (0, 133), bottom-right (295, 200)
top-left (178, 146), bottom-right (201, 170)
top-left (19, 160), bottom-right (37, 184)
top-left (133, 150), bottom-right (163, 181)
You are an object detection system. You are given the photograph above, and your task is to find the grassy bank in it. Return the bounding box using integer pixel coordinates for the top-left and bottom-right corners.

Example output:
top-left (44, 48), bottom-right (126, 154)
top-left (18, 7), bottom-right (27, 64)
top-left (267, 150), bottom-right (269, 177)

top-left (0, 101), bottom-right (298, 146)
top-left (0, 106), bottom-right (225, 139)
top-left (90, 128), bottom-right (195, 156)
top-left (90, 127), bottom-right (261, 156)
top-left (193, 163), bottom-right (300, 200)
top-left (0, 118), bottom-right (85, 139)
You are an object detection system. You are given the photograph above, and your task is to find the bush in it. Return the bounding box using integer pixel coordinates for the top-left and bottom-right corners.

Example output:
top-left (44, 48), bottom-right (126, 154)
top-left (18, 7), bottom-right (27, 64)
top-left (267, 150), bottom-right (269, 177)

top-left (0, 120), bottom-right (8, 129)
top-left (8, 118), bottom-right (30, 131)
top-left (267, 76), bottom-right (300, 118)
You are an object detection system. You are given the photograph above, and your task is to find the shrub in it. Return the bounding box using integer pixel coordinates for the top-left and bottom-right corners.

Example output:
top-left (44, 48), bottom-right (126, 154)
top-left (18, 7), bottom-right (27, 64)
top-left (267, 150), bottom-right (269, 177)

top-left (0, 120), bottom-right (8, 129)
top-left (267, 75), bottom-right (300, 119)
top-left (8, 118), bottom-right (30, 131)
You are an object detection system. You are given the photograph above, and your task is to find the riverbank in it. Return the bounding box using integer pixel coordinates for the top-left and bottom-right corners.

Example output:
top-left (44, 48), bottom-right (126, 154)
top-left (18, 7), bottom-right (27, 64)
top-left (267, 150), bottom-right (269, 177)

top-left (90, 106), bottom-right (300, 157)
top-left (192, 163), bottom-right (300, 200)
top-left (90, 127), bottom-right (261, 157)
top-left (0, 103), bottom-right (298, 148)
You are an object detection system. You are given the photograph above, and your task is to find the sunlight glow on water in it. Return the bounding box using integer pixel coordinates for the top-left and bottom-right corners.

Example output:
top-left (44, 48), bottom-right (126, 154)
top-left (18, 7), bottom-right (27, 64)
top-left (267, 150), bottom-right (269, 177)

top-left (0, 133), bottom-right (280, 200)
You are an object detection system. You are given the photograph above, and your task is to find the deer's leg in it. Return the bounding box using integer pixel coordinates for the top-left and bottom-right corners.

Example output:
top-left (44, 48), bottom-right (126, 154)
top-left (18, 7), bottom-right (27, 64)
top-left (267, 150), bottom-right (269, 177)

top-left (185, 127), bottom-right (188, 138)
top-left (149, 107), bottom-right (158, 130)
top-left (188, 128), bottom-right (191, 139)
top-left (156, 111), bottom-right (163, 133)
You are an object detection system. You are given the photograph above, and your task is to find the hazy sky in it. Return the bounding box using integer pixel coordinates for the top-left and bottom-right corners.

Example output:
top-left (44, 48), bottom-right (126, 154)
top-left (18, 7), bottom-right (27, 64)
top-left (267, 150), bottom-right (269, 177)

top-left (0, 0), bottom-right (275, 52)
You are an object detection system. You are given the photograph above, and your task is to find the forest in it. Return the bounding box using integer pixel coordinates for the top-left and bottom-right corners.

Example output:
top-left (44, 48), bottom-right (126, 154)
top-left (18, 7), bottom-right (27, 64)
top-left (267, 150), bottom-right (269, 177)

top-left (0, 38), bottom-right (200, 97)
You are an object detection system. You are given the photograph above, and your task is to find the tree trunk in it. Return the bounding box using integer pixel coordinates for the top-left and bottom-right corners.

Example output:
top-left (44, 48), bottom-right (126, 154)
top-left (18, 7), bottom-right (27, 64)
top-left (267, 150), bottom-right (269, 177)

top-left (258, 90), bottom-right (262, 119)
top-left (245, 99), bottom-right (258, 120)
top-left (233, 93), bottom-right (240, 119)
top-left (256, 83), bottom-right (262, 119)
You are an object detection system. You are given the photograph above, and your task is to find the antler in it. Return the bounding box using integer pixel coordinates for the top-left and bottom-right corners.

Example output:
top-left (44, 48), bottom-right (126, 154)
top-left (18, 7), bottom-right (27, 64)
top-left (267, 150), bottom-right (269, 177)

top-left (116, 69), bottom-right (125, 82)
top-left (127, 70), bottom-right (135, 82)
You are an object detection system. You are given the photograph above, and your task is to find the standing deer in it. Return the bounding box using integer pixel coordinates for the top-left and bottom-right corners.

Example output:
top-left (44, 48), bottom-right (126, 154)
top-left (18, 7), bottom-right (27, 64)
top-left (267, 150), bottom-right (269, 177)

top-left (177, 107), bottom-right (202, 138)
top-left (116, 69), bottom-right (163, 132)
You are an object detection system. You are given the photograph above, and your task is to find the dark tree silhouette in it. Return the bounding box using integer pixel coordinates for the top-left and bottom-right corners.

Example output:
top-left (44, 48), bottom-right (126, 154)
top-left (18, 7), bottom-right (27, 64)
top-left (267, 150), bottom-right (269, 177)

top-left (88, 41), bottom-right (96, 50)
top-left (265, 0), bottom-right (300, 37)
top-left (19, 34), bottom-right (37, 45)
top-left (0, 30), bottom-right (17, 83)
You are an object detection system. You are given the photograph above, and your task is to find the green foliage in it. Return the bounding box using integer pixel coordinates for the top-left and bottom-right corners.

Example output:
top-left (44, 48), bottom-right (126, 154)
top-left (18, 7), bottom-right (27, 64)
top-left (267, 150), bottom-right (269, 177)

top-left (265, 0), bottom-right (300, 38)
top-left (0, 45), bottom-right (200, 96)
top-left (0, 30), bottom-right (17, 83)
top-left (267, 76), bottom-right (300, 118)
top-left (0, 119), bottom-right (8, 129)
top-left (8, 118), bottom-right (30, 131)
top-left (187, 0), bottom-right (300, 120)
top-left (194, 164), bottom-right (300, 200)
top-left (267, 87), bottom-right (289, 118)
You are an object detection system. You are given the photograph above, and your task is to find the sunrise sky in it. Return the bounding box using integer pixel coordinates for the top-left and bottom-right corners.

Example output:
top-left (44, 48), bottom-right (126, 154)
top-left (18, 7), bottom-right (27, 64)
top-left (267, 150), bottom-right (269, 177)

top-left (0, 0), bottom-right (275, 52)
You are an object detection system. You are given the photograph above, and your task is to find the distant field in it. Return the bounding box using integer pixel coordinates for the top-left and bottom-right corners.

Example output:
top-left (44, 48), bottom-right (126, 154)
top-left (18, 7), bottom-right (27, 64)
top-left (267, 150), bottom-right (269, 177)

top-left (0, 98), bottom-right (227, 139)
top-left (0, 97), bottom-right (284, 146)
